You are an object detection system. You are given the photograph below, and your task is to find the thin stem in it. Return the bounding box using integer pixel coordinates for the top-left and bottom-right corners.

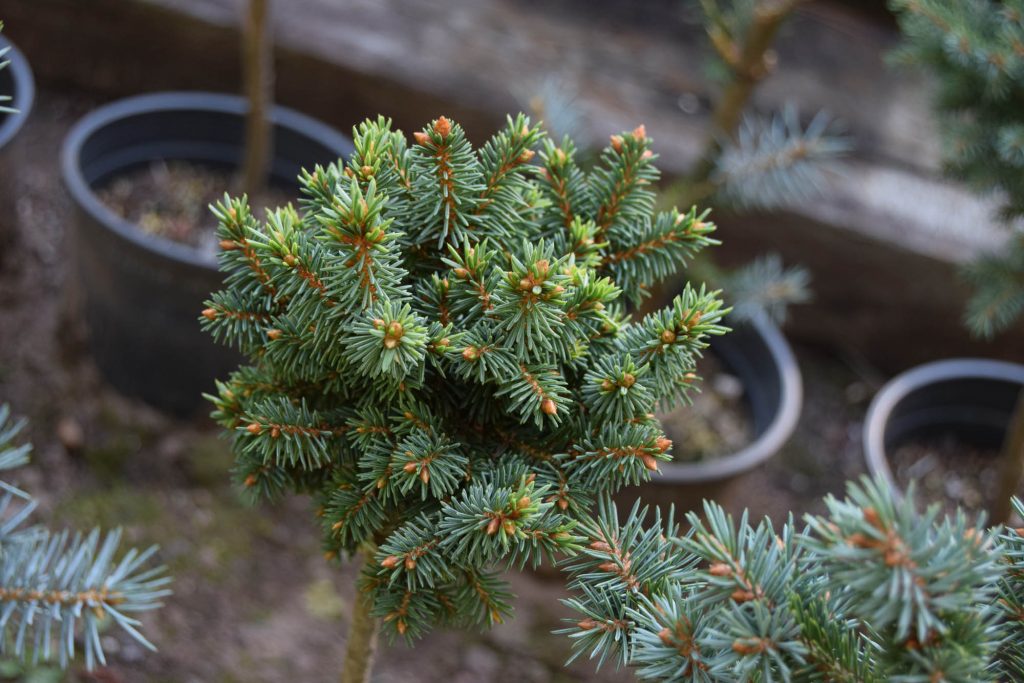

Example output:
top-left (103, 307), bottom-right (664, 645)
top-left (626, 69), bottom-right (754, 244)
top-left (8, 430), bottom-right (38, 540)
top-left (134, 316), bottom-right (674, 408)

top-left (340, 546), bottom-right (382, 683)
top-left (241, 0), bottom-right (273, 196)
top-left (685, 0), bottom-right (803, 201)
top-left (991, 389), bottom-right (1024, 525)
top-left (644, 0), bottom-right (801, 317)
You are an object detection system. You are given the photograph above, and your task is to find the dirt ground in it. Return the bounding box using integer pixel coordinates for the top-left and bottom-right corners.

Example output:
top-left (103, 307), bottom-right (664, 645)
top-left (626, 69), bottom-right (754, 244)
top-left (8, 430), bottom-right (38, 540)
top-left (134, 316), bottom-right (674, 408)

top-left (0, 89), bottom-right (873, 683)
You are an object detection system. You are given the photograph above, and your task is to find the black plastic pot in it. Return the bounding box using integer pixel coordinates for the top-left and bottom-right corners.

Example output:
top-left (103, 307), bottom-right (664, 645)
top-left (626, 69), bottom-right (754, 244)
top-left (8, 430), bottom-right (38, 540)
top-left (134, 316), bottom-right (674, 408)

top-left (626, 316), bottom-right (804, 510)
top-left (61, 92), bottom-right (353, 416)
top-left (0, 35), bottom-right (35, 252)
top-left (863, 358), bottom-right (1024, 498)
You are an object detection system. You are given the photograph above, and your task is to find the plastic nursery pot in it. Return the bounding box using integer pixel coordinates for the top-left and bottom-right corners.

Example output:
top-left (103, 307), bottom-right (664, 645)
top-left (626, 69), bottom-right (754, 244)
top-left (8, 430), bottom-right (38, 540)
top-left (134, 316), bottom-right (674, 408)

top-left (0, 34), bottom-right (36, 255)
top-left (625, 315), bottom-right (804, 512)
top-left (61, 92), bottom-right (353, 416)
top-left (863, 358), bottom-right (1024, 500)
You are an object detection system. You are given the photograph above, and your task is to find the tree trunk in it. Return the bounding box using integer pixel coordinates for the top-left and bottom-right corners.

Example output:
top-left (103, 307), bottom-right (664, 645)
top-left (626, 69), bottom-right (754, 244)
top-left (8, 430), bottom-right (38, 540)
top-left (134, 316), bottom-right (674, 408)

top-left (340, 548), bottom-right (382, 683)
top-left (990, 389), bottom-right (1024, 525)
top-left (240, 0), bottom-right (273, 197)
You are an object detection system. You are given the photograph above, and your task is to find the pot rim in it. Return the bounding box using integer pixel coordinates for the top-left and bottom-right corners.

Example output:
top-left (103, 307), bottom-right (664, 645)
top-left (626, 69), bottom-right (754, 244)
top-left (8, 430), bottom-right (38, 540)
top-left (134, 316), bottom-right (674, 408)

top-left (863, 358), bottom-right (1024, 494)
top-left (0, 35), bottom-right (35, 150)
top-left (60, 91), bottom-right (352, 271)
top-left (658, 315), bottom-right (803, 484)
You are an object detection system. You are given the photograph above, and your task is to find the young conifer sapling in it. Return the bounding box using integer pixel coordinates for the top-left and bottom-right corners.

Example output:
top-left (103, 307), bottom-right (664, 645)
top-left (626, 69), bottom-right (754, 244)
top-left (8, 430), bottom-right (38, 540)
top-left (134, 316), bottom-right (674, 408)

top-left (202, 113), bottom-right (728, 680)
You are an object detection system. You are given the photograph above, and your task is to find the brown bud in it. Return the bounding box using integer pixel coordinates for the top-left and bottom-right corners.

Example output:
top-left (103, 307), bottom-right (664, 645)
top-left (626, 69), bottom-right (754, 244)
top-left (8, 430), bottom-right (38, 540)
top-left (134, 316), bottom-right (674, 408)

top-left (503, 520), bottom-right (516, 536)
top-left (462, 346), bottom-right (479, 361)
top-left (518, 149), bottom-right (536, 163)
top-left (413, 131), bottom-right (430, 146)
top-left (219, 239), bottom-right (237, 251)
top-left (621, 373), bottom-right (636, 388)
top-left (486, 517), bottom-right (500, 535)
top-left (270, 426), bottom-right (281, 439)
top-left (283, 254), bottom-right (297, 267)
top-left (343, 166), bottom-right (355, 178)
top-left (598, 561), bottom-right (619, 573)
top-left (396, 620), bottom-right (407, 635)
top-left (202, 308), bottom-right (218, 321)
top-left (434, 116), bottom-right (452, 137)
top-left (373, 318), bottom-right (385, 329)
top-left (420, 467), bottom-right (431, 484)
top-left (863, 506), bottom-right (881, 527)
top-left (641, 150), bottom-right (653, 159)
top-left (640, 453), bottom-right (660, 472)
top-left (383, 337), bottom-right (399, 349)
top-left (731, 589), bottom-right (755, 603)
top-left (632, 124), bottom-right (647, 140)
top-left (517, 496), bottom-right (531, 510)
top-left (246, 423), bottom-right (262, 435)
top-left (360, 165), bottom-right (374, 177)
top-left (656, 437), bottom-right (672, 452)
top-left (557, 497), bottom-right (569, 511)
top-left (405, 556), bottom-right (417, 571)
top-left (541, 398), bottom-right (557, 416)
top-left (589, 541), bottom-right (612, 552)
top-left (610, 135), bottom-right (623, 152)
top-left (601, 379), bottom-right (614, 392)
top-left (658, 628), bottom-right (674, 646)
top-left (388, 321), bottom-right (404, 337)
top-left (519, 277), bottom-right (533, 291)
top-left (267, 329), bottom-right (283, 340)
top-left (403, 462), bottom-right (418, 473)
top-left (524, 472), bottom-right (537, 484)
top-left (660, 329), bottom-right (676, 344)
top-left (577, 619), bottom-right (598, 631)
top-left (554, 148), bottom-right (567, 164)
top-left (708, 562), bottom-right (732, 577)
top-left (381, 555), bottom-right (401, 569)
top-left (454, 267), bottom-right (469, 279)
top-left (228, 207), bottom-right (238, 220)
top-left (244, 474), bottom-right (258, 487)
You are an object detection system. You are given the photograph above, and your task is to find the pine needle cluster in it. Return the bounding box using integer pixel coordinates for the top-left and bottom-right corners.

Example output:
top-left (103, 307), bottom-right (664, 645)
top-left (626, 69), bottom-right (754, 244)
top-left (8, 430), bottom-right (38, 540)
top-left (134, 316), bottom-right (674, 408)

top-left (0, 407), bottom-right (169, 669)
top-left (202, 114), bottom-right (727, 639)
top-left (562, 478), bottom-right (1024, 682)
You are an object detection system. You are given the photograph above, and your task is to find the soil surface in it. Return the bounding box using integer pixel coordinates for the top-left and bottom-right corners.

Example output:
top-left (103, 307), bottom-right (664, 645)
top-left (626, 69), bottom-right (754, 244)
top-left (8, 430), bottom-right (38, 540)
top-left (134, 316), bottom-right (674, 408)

top-left (0, 88), bottom-right (876, 683)
top-left (890, 435), bottom-right (1010, 519)
top-left (96, 162), bottom-right (295, 259)
top-left (658, 354), bottom-right (752, 462)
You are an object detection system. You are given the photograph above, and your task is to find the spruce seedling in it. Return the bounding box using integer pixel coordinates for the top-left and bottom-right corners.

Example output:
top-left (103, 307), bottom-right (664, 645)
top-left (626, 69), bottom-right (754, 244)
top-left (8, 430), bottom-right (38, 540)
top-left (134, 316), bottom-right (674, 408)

top-left (202, 114), bottom-right (728, 680)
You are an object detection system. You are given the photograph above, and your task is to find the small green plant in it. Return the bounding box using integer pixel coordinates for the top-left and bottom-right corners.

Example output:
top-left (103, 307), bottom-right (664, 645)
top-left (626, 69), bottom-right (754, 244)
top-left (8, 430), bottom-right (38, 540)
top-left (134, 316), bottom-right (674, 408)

top-left (891, 0), bottom-right (1024, 337)
top-left (892, 0), bottom-right (1024, 524)
top-left (0, 407), bottom-right (169, 669)
top-left (562, 478), bottom-right (1024, 681)
top-left (202, 114), bottom-right (728, 680)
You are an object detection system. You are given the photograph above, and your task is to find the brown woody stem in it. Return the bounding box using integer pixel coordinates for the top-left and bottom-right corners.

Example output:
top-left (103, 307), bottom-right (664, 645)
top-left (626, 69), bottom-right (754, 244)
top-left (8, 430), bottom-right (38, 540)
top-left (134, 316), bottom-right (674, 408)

top-left (684, 0), bottom-right (802, 204)
top-left (340, 546), bottom-right (382, 683)
top-left (241, 0), bottom-right (273, 196)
